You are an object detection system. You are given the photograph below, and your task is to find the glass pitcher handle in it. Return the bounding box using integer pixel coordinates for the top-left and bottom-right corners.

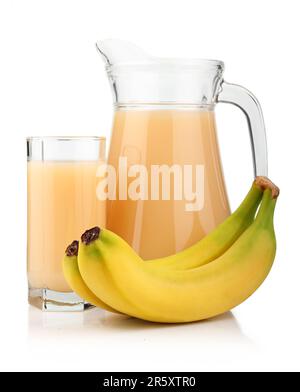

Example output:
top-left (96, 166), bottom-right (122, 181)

top-left (217, 81), bottom-right (268, 177)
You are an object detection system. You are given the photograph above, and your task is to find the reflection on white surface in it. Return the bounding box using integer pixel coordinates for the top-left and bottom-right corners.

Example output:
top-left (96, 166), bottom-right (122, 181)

top-left (28, 306), bottom-right (252, 346)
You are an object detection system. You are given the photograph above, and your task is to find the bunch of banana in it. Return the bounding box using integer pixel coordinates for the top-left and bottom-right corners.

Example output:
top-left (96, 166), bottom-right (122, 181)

top-left (63, 176), bottom-right (279, 323)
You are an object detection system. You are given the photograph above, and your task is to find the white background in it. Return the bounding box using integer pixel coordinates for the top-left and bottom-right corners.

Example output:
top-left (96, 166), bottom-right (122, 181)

top-left (0, 0), bottom-right (299, 372)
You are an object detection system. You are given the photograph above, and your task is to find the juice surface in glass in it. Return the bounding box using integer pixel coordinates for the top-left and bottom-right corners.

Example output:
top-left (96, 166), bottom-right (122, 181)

top-left (107, 109), bottom-right (230, 260)
top-left (27, 161), bottom-right (106, 292)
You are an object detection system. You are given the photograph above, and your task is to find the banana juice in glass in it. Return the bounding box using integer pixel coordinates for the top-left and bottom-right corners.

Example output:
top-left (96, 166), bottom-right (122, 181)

top-left (27, 137), bottom-right (106, 311)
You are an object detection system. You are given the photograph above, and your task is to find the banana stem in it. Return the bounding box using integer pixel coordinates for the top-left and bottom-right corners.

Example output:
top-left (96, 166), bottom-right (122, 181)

top-left (255, 177), bottom-right (280, 199)
top-left (252, 177), bottom-right (279, 228)
top-left (255, 190), bottom-right (277, 228)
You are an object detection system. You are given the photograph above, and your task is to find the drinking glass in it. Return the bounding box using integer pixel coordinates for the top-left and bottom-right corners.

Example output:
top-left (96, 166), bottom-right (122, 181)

top-left (27, 137), bottom-right (106, 311)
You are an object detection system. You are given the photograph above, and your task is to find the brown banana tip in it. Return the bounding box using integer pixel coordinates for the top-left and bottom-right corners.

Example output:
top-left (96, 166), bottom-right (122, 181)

top-left (255, 176), bottom-right (280, 199)
top-left (65, 240), bottom-right (79, 257)
top-left (81, 226), bottom-right (101, 245)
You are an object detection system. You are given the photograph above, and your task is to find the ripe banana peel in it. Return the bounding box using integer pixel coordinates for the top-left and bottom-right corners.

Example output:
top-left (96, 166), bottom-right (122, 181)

top-left (63, 178), bottom-right (264, 310)
top-left (64, 176), bottom-right (279, 323)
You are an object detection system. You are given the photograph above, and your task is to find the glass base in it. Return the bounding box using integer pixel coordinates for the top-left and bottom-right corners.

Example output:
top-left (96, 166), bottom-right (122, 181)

top-left (28, 288), bottom-right (93, 312)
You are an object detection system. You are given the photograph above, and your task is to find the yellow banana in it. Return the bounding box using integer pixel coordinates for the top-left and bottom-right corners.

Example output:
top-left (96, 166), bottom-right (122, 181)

top-left (149, 179), bottom-right (264, 270)
top-left (62, 240), bottom-right (119, 313)
top-left (78, 184), bottom-right (279, 323)
top-left (67, 179), bottom-right (262, 311)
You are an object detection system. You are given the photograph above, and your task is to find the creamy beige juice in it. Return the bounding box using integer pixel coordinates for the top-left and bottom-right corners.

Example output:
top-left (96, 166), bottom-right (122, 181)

top-left (107, 109), bottom-right (230, 259)
top-left (27, 161), bottom-right (106, 292)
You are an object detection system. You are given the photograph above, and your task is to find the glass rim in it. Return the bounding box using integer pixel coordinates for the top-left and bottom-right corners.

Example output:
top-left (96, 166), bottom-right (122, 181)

top-left (26, 136), bottom-right (106, 142)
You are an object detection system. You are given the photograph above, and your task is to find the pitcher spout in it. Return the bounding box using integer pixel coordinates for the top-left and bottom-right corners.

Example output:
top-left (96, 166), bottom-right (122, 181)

top-left (96, 39), bottom-right (224, 107)
top-left (96, 39), bottom-right (151, 67)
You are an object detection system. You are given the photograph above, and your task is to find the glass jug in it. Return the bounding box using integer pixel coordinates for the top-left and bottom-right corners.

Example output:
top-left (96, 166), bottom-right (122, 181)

top-left (97, 40), bottom-right (268, 260)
